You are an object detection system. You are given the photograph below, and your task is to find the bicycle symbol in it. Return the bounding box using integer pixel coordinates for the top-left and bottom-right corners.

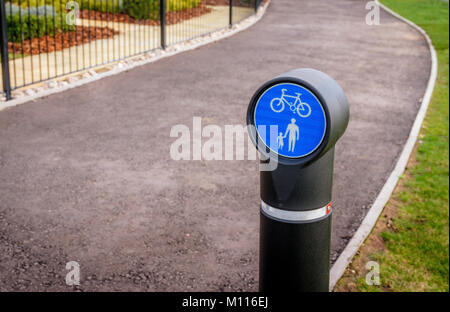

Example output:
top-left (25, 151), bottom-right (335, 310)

top-left (270, 89), bottom-right (312, 118)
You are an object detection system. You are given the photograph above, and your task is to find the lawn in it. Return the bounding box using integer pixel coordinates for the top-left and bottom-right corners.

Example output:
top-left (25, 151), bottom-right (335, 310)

top-left (8, 52), bottom-right (27, 60)
top-left (336, 0), bottom-right (449, 292)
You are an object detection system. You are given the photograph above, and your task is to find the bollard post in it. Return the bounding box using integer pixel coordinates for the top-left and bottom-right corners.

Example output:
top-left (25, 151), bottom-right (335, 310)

top-left (246, 68), bottom-right (349, 292)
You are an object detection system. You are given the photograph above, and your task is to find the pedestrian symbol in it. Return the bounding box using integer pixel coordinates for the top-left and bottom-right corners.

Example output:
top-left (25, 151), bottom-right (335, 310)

top-left (253, 83), bottom-right (327, 158)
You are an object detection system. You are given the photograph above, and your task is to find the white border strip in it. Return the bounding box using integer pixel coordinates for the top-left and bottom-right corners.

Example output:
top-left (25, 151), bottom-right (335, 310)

top-left (329, 0), bottom-right (438, 291)
top-left (261, 201), bottom-right (331, 222)
top-left (0, 1), bottom-right (271, 112)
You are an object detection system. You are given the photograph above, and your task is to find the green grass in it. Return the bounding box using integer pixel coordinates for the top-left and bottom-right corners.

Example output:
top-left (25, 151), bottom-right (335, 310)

top-left (353, 0), bottom-right (449, 292)
top-left (8, 52), bottom-right (28, 60)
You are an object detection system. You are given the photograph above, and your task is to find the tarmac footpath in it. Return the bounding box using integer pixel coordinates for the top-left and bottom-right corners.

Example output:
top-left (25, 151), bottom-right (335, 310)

top-left (0, 0), bottom-right (430, 291)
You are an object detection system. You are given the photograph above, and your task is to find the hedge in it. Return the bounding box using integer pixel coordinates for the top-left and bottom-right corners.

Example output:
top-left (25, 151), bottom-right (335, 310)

top-left (9, 0), bottom-right (203, 17)
top-left (121, 0), bottom-right (203, 20)
top-left (5, 0), bottom-right (205, 43)
top-left (6, 3), bottom-right (75, 42)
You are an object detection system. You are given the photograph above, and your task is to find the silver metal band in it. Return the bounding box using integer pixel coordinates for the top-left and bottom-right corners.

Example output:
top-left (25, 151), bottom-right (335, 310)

top-left (261, 201), bottom-right (332, 223)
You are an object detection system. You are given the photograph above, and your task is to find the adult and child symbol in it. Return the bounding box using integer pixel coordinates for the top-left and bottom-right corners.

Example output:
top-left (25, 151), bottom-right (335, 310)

top-left (277, 118), bottom-right (299, 153)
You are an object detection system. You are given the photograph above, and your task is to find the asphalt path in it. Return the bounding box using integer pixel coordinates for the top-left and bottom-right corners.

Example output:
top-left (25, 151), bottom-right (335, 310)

top-left (0, 0), bottom-right (430, 291)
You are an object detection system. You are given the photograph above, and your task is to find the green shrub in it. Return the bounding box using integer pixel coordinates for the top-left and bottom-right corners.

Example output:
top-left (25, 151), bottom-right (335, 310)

top-left (6, 3), bottom-right (59, 18)
top-left (9, 0), bottom-right (123, 13)
top-left (121, 0), bottom-right (158, 20)
top-left (9, 0), bottom-right (64, 11)
top-left (167, 0), bottom-right (202, 12)
top-left (8, 0), bottom-right (204, 21)
top-left (122, 0), bottom-right (203, 20)
top-left (6, 6), bottom-right (75, 42)
top-left (80, 0), bottom-right (123, 13)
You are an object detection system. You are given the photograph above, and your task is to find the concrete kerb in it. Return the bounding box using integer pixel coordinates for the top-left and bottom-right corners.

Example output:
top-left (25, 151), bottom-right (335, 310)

top-left (0, 1), bottom-right (271, 112)
top-left (329, 0), bottom-right (438, 291)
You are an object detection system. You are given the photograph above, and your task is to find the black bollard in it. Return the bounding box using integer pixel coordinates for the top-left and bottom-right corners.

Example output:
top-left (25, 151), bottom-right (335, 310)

top-left (246, 68), bottom-right (349, 292)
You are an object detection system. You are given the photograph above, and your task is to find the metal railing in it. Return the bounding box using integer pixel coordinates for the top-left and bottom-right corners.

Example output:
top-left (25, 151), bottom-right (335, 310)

top-left (0, 0), bottom-right (261, 100)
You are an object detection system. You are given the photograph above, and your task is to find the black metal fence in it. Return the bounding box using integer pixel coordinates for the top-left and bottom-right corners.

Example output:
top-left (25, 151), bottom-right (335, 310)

top-left (1, 0), bottom-right (262, 100)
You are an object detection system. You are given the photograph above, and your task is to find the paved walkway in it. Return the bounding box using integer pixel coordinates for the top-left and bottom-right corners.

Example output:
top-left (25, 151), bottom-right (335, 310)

top-left (0, 0), bottom-right (430, 291)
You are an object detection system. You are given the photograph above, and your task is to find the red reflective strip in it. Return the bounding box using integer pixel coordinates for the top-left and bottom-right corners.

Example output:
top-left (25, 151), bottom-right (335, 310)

top-left (326, 203), bottom-right (332, 215)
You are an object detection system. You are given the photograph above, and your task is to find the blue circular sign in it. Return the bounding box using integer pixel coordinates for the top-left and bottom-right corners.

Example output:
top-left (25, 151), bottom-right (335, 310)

top-left (254, 83), bottom-right (327, 158)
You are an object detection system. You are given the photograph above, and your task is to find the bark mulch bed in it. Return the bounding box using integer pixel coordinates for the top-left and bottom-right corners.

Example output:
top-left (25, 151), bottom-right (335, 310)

top-left (79, 1), bottom-right (212, 26)
top-left (8, 26), bottom-right (119, 55)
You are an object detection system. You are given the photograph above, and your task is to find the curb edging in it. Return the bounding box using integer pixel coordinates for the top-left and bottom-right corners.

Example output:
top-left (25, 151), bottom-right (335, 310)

top-left (329, 0), bottom-right (438, 291)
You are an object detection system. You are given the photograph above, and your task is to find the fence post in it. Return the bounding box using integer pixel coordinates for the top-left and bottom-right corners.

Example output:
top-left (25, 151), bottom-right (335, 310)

top-left (0, 0), bottom-right (11, 100)
top-left (255, 0), bottom-right (260, 12)
top-left (160, 0), bottom-right (166, 50)
top-left (229, 0), bottom-right (233, 28)
top-left (246, 68), bottom-right (349, 292)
